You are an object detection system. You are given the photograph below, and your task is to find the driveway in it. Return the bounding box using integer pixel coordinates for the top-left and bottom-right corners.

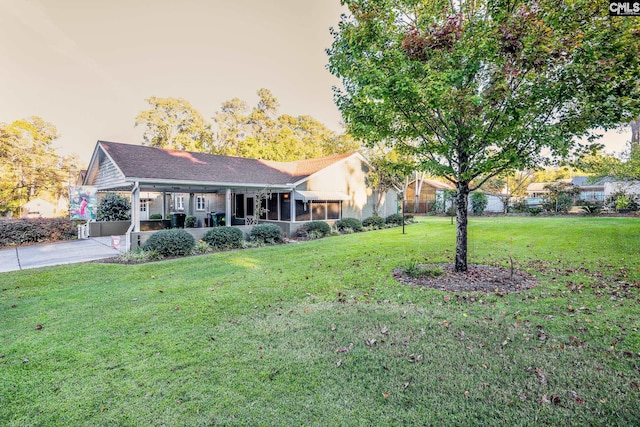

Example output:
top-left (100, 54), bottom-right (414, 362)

top-left (0, 236), bottom-right (125, 273)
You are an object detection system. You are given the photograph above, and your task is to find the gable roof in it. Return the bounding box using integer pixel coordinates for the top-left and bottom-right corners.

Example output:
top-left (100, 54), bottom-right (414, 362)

top-left (86, 140), bottom-right (359, 189)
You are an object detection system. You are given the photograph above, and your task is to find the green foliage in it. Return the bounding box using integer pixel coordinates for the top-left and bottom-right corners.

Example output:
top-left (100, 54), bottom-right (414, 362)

top-left (363, 215), bottom-right (386, 229)
top-left (400, 261), bottom-right (444, 278)
top-left (135, 96), bottom-right (213, 151)
top-left (142, 229), bottom-right (195, 257)
top-left (470, 192), bottom-right (488, 216)
top-left (202, 226), bottom-right (244, 250)
top-left (335, 217), bottom-right (363, 232)
top-left (0, 218), bottom-right (77, 248)
top-left (0, 117), bottom-right (75, 216)
top-left (213, 88), bottom-right (360, 160)
top-left (385, 213), bottom-right (404, 226)
top-left (327, 0), bottom-right (640, 271)
top-left (184, 216), bottom-right (197, 228)
top-left (193, 239), bottom-right (210, 254)
top-left (605, 190), bottom-right (639, 212)
top-left (541, 182), bottom-right (579, 213)
top-left (149, 213), bottom-right (163, 220)
top-left (301, 221), bottom-right (331, 238)
top-left (116, 247), bottom-right (163, 263)
top-left (97, 193), bottom-right (131, 221)
top-left (249, 223), bottom-right (282, 244)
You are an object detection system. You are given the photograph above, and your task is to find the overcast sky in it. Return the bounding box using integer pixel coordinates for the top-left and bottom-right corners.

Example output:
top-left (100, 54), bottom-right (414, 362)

top-left (0, 0), bottom-right (632, 164)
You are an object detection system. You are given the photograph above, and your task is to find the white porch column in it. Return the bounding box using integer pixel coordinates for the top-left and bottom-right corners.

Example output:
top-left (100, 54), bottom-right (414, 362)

top-left (290, 191), bottom-right (296, 222)
top-left (131, 182), bottom-right (141, 232)
top-left (225, 189), bottom-right (232, 226)
top-left (162, 191), bottom-right (167, 219)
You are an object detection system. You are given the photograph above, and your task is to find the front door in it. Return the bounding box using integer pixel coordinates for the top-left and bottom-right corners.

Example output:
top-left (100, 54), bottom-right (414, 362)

top-left (140, 201), bottom-right (149, 220)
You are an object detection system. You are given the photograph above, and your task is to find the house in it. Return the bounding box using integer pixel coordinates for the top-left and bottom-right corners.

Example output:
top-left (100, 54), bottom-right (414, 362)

top-left (21, 197), bottom-right (67, 218)
top-left (83, 141), bottom-right (398, 249)
top-left (526, 177), bottom-right (612, 204)
top-left (404, 177), bottom-right (454, 213)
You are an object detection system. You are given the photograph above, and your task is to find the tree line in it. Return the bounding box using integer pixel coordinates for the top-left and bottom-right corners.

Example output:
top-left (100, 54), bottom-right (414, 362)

top-left (134, 88), bottom-right (360, 161)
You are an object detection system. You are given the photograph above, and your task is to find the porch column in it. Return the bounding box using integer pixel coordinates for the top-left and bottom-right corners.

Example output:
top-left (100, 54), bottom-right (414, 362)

top-left (162, 191), bottom-right (167, 219)
top-left (225, 189), bottom-right (232, 226)
top-left (131, 182), bottom-right (141, 232)
top-left (290, 191), bottom-right (296, 222)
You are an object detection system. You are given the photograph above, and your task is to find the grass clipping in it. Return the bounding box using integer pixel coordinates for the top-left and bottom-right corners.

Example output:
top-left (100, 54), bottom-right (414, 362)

top-left (393, 262), bottom-right (538, 294)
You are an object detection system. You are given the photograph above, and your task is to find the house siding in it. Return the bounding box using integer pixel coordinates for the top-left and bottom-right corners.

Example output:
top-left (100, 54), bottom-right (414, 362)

top-left (93, 155), bottom-right (128, 190)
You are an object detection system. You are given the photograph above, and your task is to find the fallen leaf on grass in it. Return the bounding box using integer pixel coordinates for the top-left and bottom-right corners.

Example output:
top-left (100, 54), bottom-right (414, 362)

top-left (381, 326), bottom-right (389, 335)
top-left (407, 354), bottom-right (423, 363)
top-left (35, 324), bottom-right (43, 330)
top-left (365, 338), bottom-right (377, 347)
top-left (335, 346), bottom-right (349, 353)
top-left (382, 392), bottom-right (389, 399)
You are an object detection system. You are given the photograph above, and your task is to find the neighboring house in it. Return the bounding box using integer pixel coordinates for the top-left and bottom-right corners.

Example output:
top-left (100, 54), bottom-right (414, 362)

top-left (83, 141), bottom-right (398, 247)
top-left (21, 197), bottom-right (67, 218)
top-left (404, 178), bottom-right (454, 213)
top-left (604, 180), bottom-right (640, 199)
top-left (526, 177), bottom-right (611, 204)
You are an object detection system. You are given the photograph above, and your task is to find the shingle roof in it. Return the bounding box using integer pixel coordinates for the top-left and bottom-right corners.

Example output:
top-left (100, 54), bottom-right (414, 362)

top-left (98, 140), bottom-right (356, 186)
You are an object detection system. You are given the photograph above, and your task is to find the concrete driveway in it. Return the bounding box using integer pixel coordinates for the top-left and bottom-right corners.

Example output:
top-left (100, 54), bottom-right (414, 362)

top-left (0, 236), bottom-right (125, 273)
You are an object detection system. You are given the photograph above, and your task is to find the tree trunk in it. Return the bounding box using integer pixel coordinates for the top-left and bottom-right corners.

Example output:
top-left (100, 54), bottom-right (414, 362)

top-left (631, 117), bottom-right (639, 145)
top-left (455, 182), bottom-right (470, 272)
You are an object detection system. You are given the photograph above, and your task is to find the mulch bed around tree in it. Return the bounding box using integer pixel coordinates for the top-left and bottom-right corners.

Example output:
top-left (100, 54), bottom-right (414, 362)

top-left (393, 263), bottom-right (539, 293)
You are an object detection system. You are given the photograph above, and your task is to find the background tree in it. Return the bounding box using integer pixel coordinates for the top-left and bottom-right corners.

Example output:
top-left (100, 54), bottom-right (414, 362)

top-left (135, 97), bottom-right (213, 151)
top-left (328, 0), bottom-right (640, 272)
top-left (0, 117), bottom-right (62, 216)
top-left (582, 142), bottom-right (640, 182)
top-left (542, 182), bottom-right (579, 213)
top-left (211, 88), bottom-right (360, 160)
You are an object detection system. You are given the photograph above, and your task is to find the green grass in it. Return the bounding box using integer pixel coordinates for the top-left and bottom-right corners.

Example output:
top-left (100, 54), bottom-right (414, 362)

top-left (1, 217), bottom-right (639, 426)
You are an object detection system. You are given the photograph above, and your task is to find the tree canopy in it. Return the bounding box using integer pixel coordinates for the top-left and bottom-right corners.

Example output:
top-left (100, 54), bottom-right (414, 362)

top-left (135, 97), bottom-right (213, 151)
top-left (328, 0), bottom-right (640, 271)
top-left (0, 117), bottom-right (77, 216)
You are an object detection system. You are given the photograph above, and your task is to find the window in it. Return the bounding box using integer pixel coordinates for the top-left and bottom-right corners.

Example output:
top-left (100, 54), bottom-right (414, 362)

top-left (196, 195), bottom-right (206, 211)
top-left (327, 202), bottom-right (341, 219)
top-left (312, 202), bottom-right (327, 220)
top-left (175, 195), bottom-right (184, 211)
top-left (140, 201), bottom-right (148, 212)
top-left (234, 194), bottom-right (245, 218)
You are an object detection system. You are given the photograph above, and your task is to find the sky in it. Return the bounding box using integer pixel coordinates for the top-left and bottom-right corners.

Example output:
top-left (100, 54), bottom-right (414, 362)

top-left (0, 0), bottom-right (633, 165)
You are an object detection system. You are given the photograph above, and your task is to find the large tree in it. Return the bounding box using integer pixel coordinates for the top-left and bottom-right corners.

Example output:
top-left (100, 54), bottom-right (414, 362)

top-left (212, 88), bottom-right (360, 160)
top-left (135, 97), bottom-right (213, 151)
top-left (328, 0), bottom-right (640, 271)
top-left (0, 117), bottom-right (65, 216)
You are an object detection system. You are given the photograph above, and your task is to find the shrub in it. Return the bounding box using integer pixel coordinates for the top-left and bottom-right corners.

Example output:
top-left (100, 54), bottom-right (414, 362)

top-left (142, 229), bottom-right (195, 257)
top-left (385, 213), bottom-right (404, 226)
top-left (203, 226), bottom-right (243, 250)
top-left (97, 193), bottom-right (131, 221)
top-left (185, 216), bottom-right (197, 228)
top-left (335, 217), bottom-right (363, 232)
top-left (0, 218), bottom-right (77, 248)
top-left (302, 221), bottom-right (331, 238)
top-left (470, 192), bottom-right (488, 216)
top-left (403, 213), bottom-right (414, 223)
top-left (149, 213), bottom-right (163, 220)
top-left (363, 215), bottom-right (386, 229)
top-left (250, 223), bottom-right (282, 244)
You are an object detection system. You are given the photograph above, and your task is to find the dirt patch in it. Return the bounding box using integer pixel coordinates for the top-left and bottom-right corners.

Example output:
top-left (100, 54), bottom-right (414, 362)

top-left (393, 263), bottom-right (539, 293)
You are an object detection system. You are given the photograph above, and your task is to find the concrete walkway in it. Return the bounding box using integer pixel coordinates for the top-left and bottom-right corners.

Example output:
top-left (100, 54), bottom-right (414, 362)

top-left (0, 236), bottom-right (125, 273)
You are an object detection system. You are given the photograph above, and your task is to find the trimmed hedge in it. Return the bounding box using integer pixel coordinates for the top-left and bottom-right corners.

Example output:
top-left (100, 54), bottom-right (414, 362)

top-left (335, 217), bottom-right (363, 232)
top-left (0, 218), bottom-right (77, 248)
top-left (363, 215), bottom-right (385, 229)
top-left (185, 216), bottom-right (197, 228)
top-left (302, 221), bottom-right (331, 237)
top-left (203, 226), bottom-right (243, 250)
top-left (142, 229), bottom-right (195, 256)
top-left (385, 213), bottom-right (404, 226)
top-left (250, 223), bottom-right (282, 244)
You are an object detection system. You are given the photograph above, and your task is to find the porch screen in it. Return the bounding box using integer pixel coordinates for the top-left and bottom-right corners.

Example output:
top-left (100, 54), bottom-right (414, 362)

top-left (280, 193), bottom-right (291, 221)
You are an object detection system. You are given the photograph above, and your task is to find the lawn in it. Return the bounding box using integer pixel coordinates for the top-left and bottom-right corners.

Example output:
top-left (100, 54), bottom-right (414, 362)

top-left (1, 217), bottom-right (639, 426)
